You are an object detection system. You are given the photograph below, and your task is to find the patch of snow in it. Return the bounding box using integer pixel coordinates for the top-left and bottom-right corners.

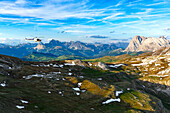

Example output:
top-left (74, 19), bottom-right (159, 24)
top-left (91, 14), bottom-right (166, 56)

top-left (65, 62), bottom-right (75, 66)
top-left (116, 91), bottom-right (123, 96)
top-left (68, 73), bottom-right (72, 76)
top-left (142, 85), bottom-right (145, 88)
top-left (21, 100), bottom-right (28, 104)
top-left (155, 64), bottom-right (160, 66)
top-left (59, 91), bottom-right (62, 94)
top-left (127, 88), bottom-right (130, 90)
top-left (91, 108), bottom-right (95, 110)
top-left (0, 81), bottom-right (6, 87)
top-left (78, 83), bottom-right (82, 87)
top-left (88, 62), bottom-right (92, 66)
top-left (78, 76), bottom-right (84, 78)
top-left (16, 105), bottom-right (24, 109)
top-left (72, 61), bottom-right (76, 65)
top-left (62, 78), bottom-right (65, 81)
top-left (73, 87), bottom-right (80, 91)
top-left (53, 72), bottom-right (61, 74)
top-left (97, 78), bottom-right (102, 81)
top-left (76, 92), bottom-right (80, 95)
top-left (108, 64), bottom-right (123, 68)
top-left (81, 90), bottom-right (86, 93)
top-left (102, 98), bottom-right (121, 104)
top-left (149, 59), bottom-right (157, 64)
top-left (53, 64), bottom-right (59, 67)
top-left (56, 78), bottom-right (60, 80)
top-left (59, 64), bottom-right (64, 68)
top-left (31, 64), bottom-right (39, 67)
top-left (24, 74), bottom-right (44, 80)
top-left (34, 105), bottom-right (38, 108)
top-left (159, 57), bottom-right (166, 59)
top-left (9, 67), bottom-right (12, 69)
top-left (48, 91), bottom-right (51, 94)
top-left (131, 63), bottom-right (148, 66)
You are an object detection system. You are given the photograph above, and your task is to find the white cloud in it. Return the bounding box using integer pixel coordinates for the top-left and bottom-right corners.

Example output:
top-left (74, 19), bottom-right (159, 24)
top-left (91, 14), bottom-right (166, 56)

top-left (65, 30), bottom-right (86, 33)
top-left (103, 13), bottom-right (124, 20)
top-left (15, 0), bottom-right (27, 4)
top-left (146, 1), bottom-right (167, 6)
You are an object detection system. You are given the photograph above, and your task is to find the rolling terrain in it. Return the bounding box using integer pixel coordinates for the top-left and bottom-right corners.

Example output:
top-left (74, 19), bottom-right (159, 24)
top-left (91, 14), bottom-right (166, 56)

top-left (0, 52), bottom-right (169, 113)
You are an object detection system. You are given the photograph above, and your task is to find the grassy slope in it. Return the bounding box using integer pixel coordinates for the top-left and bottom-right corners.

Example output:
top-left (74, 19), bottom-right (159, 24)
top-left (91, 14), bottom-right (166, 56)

top-left (0, 60), bottom-right (160, 113)
top-left (22, 52), bottom-right (84, 61)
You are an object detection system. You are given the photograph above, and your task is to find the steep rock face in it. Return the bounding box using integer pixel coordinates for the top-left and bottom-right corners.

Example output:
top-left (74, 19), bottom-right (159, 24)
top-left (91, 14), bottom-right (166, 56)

top-left (125, 36), bottom-right (170, 52)
top-left (34, 43), bottom-right (45, 50)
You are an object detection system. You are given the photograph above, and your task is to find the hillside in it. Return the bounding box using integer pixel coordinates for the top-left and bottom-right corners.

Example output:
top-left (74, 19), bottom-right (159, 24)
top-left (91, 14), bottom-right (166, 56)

top-left (84, 52), bottom-right (144, 63)
top-left (22, 52), bottom-right (85, 61)
top-left (0, 54), bottom-right (169, 112)
top-left (124, 36), bottom-right (170, 52)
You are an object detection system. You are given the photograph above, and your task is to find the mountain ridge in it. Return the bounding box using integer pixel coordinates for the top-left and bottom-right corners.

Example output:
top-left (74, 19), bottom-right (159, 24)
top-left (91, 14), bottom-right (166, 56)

top-left (0, 40), bottom-right (128, 58)
top-left (124, 36), bottom-right (170, 52)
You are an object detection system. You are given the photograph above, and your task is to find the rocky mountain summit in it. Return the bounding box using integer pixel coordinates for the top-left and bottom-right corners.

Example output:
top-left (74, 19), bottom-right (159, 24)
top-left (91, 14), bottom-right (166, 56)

top-left (0, 54), bottom-right (169, 113)
top-left (124, 36), bottom-right (170, 52)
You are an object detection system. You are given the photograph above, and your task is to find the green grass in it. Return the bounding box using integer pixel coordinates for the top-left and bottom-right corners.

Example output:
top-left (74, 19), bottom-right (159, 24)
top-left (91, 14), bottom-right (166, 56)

top-left (120, 90), bottom-right (154, 111)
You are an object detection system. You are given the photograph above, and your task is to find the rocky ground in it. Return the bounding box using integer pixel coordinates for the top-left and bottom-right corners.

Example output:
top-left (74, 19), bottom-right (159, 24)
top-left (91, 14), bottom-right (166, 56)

top-left (0, 54), bottom-right (169, 113)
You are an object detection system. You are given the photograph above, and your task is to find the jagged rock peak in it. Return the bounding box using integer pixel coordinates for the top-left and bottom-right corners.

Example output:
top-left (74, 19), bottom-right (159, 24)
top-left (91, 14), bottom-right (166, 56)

top-left (124, 35), bottom-right (170, 52)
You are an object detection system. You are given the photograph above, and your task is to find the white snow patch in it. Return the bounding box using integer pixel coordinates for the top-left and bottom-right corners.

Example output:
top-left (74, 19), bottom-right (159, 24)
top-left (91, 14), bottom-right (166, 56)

top-left (53, 72), bottom-right (61, 74)
top-left (21, 100), bottom-right (28, 104)
top-left (68, 73), bottom-right (72, 76)
top-left (102, 98), bottom-right (121, 104)
top-left (97, 78), bottom-right (102, 81)
top-left (9, 67), bottom-right (12, 69)
top-left (56, 78), bottom-right (60, 80)
top-left (48, 91), bottom-right (51, 94)
top-left (59, 91), bottom-right (62, 94)
top-left (108, 64), bottom-right (123, 68)
top-left (149, 59), bottom-right (157, 64)
top-left (131, 63), bottom-right (148, 66)
top-left (78, 76), bottom-right (84, 78)
top-left (155, 64), bottom-right (160, 66)
top-left (116, 91), bottom-right (123, 96)
top-left (73, 87), bottom-right (80, 91)
top-left (78, 83), bottom-right (82, 87)
top-left (16, 105), bottom-right (24, 109)
top-left (65, 62), bottom-right (75, 66)
top-left (62, 78), bottom-right (65, 81)
top-left (24, 74), bottom-right (44, 79)
top-left (127, 88), bottom-right (130, 90)
top-left (59, 64), bottom-right (64, 68)
top-left (53, 64), bottom-right (59, 67)
top-left (76, 92), bottom-right (80, 95)
top-left (81, 90), bottom-right (86, 93)
top-left (0, 81), bottom-right (6, 87)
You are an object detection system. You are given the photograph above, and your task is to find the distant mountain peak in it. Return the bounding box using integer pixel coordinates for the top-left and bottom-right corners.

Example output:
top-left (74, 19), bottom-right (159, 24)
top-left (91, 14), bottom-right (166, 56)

top-left (124, 35), bottom-right (170, 52)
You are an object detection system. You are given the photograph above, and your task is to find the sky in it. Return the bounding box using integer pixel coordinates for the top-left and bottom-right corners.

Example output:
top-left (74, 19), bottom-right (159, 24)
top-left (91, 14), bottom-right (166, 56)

top-left (0, 0), bottom-right (169, 44)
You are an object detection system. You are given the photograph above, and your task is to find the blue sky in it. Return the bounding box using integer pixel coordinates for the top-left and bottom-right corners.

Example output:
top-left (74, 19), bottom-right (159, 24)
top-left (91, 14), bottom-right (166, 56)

top-left (0, 0), bottom-right (169, 44)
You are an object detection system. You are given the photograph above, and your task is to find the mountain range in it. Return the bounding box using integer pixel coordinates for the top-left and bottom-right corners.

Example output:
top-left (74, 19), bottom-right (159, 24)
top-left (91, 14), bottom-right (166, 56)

top-left (0, 40), bottom-right (129, 58)
top-left (0, 35), bottom-right (169, 61)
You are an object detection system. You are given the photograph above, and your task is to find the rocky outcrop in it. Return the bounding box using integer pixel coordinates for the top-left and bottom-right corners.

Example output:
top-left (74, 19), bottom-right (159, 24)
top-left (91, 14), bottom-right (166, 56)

top-left (34, 43), bottom-right (45, 50)
top-left (124, 36), bottom-right (170, 52)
